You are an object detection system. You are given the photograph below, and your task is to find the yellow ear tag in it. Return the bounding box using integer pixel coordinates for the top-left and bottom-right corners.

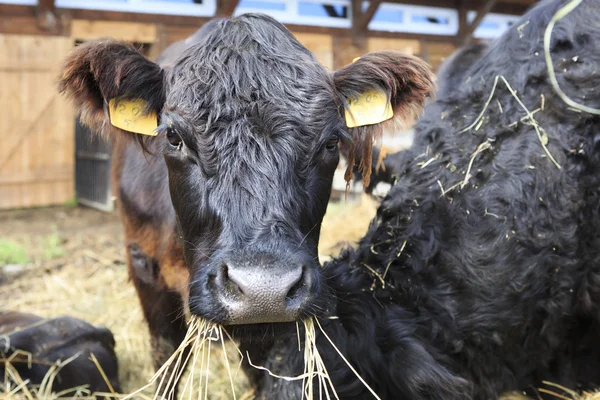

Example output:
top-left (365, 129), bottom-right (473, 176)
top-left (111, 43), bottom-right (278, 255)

top-left (109, 98), bottom-right (158, 136)
top-left (345, 89), bottom-right (394, 128)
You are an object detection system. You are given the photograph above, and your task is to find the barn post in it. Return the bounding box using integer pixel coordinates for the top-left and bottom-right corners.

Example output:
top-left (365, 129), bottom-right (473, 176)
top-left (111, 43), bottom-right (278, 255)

top-left (216, 0), bottom-right (242, 17)
top-left (36, 0), bottom-right (57, 31)
top-left (350, 0), bottom-right (381, 47)
top-left (148, 23), bottom-right (168, 61)
top-left (460, 0), bottom-right (497, 45)
top-left (340, 0), bottom-right (382, 68)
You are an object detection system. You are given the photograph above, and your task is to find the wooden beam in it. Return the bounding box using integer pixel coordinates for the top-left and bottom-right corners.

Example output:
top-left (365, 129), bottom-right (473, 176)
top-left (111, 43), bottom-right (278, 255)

top-left (0, 4), bottom-right (68, 36)
top-left (356, 0), bottom-right (382, 32)
top-left (65, 7), bottom-right (212, 27)
top-left (148, 23), bottom-right (168, 60)
top-left (461, 0), bottom-right (497, 44)
top-left (457, 0), bottom-right (468, 38)
top-left (0, 166), bottom-right (72, 186)
top-left (381, 0), bottom-right (530, 16)
top-left (294, 24), bottom-right (457, 44)
top-left (37, 0), bottom-right (55, 13)
top-left (351, 0), bottom-right (381, 48)
top-left (216, 0), bottom-right (241, 17)
top-left (350, 0), bottom-right (362, 46)
top-left (71, 20), bottom-right (157, 42)
top-left (0, 4), bottom-right (460, 44)
top-left (36, 0), bottom-right (57, 31)
top-left (350, 0), bottom-right (361, 33)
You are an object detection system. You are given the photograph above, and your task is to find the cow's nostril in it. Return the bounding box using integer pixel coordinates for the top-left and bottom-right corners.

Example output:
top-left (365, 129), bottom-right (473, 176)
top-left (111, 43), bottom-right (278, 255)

top-left (220, 264), bottom-right (245, 296)
top-left (285, 265), bottom-right (307, 303)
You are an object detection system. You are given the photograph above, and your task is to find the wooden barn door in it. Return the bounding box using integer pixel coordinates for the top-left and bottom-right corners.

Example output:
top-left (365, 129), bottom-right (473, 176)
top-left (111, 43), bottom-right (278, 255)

top-left (0, 34), bottom-right (75, 209)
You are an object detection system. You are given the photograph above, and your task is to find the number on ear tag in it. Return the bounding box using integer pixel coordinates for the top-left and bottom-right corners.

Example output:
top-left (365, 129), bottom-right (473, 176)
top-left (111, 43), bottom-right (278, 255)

top-left (109, 98), bottom-right (158, 136)
top-left (345, 89), bottom-right (394, 128)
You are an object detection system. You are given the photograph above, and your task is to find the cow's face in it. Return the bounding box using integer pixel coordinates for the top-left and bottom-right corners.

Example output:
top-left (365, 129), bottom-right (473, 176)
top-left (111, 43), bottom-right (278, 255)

top-left (59, 14), bottom-right (434, 326)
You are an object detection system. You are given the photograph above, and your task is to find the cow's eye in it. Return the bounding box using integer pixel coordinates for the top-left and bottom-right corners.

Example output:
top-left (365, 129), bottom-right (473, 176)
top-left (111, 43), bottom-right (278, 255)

top-left (325, 134), bottom-right (340, 151)
top-left (166, 128), bottom-right (182, 149)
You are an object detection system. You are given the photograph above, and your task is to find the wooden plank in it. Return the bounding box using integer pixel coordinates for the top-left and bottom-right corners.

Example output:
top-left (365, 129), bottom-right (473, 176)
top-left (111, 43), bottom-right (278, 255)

top-left (0, 15), bottom-right (69, 36)
top-left (331, 37), bottom-right (421, 70)
top-left (0, 65), bottom-right (55, 72)
top-left (332, 36), bottom-right (366, 69)
top-left (368, 38), bottom-right (420, 55)
top-left (426, 40), bottom-right (457, 71)
top-left (164, 25), bottom-right (201, 46)
top-left (148, 23), bottom-right (168, 60)
top-left (0, 166), bottom-right (72, 185)
top-left (65, 7), bottom-right (211, 28)
top-left (71, 20), bottom-right (157, 42)
top-left (0, 181), bottom-right (74, 209)
top-left (293, 32), bottom-right (333, 70)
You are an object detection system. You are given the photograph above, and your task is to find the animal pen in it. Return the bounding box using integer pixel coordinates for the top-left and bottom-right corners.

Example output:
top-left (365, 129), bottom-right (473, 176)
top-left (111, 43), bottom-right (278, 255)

top-left (8, 0), bottom-right (598, 399)
top-left (0, 0), bottom-right (532, 211)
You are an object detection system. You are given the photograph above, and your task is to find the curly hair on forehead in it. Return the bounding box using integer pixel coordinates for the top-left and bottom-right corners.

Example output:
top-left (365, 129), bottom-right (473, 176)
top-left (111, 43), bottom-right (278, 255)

top-left (165, 15), bottom-right (334, 121)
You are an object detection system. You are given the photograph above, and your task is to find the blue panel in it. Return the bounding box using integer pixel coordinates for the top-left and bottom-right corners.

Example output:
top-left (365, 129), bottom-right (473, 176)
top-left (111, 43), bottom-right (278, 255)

top-left (372, 8), bottom-right (403, 23)
top-left (298, 2), bottom-right (329, 17)
top-left (93, 0), bottom-right (195, 3)
top-left (145, 0), bottom-right (196, 3)
top-left (479, 20), bottom-right (499, 29)
top-left (239, 0), bottom-right (286, 10)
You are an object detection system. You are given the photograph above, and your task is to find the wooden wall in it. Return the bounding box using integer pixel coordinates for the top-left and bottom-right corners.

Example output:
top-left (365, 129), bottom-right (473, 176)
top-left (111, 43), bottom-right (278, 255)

top-left (423, 40), bottom-right (457, 71)
top-left (0, 17), bottom-right (457, 210)
top-left (0, 34), bottom-right (74, 209)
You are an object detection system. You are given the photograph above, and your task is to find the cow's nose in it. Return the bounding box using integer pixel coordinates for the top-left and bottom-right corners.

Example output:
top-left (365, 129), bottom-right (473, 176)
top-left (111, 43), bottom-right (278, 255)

top-left (214, 261), bottom-right (312, 324)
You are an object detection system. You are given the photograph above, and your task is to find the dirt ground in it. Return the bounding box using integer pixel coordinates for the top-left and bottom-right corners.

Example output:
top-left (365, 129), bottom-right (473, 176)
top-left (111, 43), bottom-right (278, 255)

top-left (3, 201), bottom-right (597, 400)
top-left (0, 196), bottom-right (378, 398)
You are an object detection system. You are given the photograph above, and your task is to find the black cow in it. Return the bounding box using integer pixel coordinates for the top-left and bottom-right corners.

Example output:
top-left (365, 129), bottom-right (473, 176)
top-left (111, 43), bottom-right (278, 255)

top-left (58, 13), bottom-right (434, 395)
top-left (0, 311), bottom-right (120, 396)
top-left (249, 0), bottom-right (600, 399)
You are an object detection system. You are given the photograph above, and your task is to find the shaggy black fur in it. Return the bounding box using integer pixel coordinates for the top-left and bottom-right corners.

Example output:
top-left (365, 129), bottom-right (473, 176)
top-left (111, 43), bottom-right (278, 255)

top-left (58, 13), bottom-right (434, 396)
top-left (250, 0), bottom-right (600, 398)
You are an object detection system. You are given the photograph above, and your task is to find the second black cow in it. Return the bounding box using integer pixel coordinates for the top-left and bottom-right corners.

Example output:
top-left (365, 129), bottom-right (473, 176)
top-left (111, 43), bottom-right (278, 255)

top-left (252, 0), bottom-right (600, 399)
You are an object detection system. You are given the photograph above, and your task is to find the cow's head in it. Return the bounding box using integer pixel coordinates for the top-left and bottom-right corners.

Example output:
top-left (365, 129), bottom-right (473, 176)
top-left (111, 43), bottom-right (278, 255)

top-left (59, 14), bottom-right (434, 325)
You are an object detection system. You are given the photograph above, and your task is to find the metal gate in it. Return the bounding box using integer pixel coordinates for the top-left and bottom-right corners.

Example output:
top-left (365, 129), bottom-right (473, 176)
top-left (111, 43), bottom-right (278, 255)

top-left (75, 118), bottom-right (113, 212)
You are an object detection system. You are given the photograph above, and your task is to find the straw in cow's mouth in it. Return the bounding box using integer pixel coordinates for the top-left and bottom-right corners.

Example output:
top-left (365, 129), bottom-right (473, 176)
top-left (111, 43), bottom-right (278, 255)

top-left (245, 317), bottom-right (381, 400)
top-left (122, 316), bottom-right (226, 400)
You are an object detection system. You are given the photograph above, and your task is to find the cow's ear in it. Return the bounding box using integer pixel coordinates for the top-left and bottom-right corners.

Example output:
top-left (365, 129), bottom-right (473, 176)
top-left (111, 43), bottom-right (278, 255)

top-left (58, 39), bottom-right (165, 143)
top-left (333, 51), bottom-right (434, 187)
